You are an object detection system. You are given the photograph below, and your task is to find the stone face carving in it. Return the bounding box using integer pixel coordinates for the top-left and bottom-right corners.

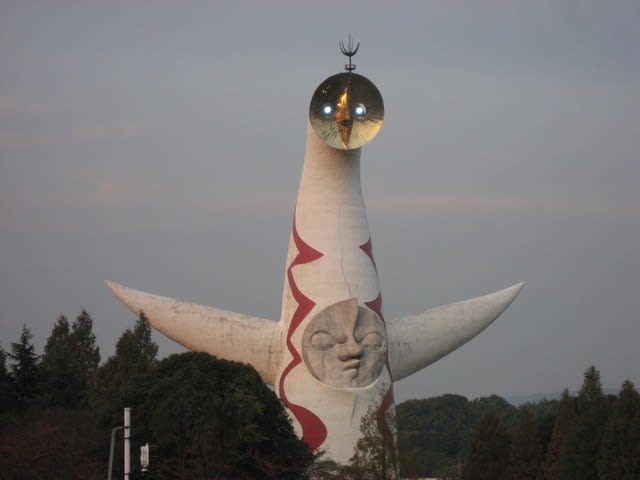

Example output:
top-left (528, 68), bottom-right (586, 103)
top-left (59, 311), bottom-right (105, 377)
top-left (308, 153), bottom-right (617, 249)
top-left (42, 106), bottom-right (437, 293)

top-left (106, 56), bottom-right (524, 478)
top-left (302, 298), bottom-right (387, 388)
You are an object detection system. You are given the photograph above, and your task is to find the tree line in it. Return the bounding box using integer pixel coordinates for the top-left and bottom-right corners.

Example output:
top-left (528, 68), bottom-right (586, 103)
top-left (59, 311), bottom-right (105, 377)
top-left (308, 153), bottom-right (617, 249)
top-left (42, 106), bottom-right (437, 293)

top-left (0, 313), bottom-right (313, 479)
top-left (397, 366), bottom-right (640, 479)
top-left (1, 312), bottom-right (639, 479)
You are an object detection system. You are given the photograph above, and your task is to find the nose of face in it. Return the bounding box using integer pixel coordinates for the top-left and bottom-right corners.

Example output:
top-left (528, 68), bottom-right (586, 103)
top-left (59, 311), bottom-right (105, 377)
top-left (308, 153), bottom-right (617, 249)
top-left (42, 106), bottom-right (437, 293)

top-left (338, 341), bottom-right (364, 361)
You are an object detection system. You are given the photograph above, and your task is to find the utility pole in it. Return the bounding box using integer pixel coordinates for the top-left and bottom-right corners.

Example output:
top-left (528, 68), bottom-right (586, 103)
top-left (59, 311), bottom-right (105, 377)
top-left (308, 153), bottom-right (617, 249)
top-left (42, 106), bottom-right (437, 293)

top-left (124, 407), bottom-right (131, 480)
top-left (108, 426), bottom-right (124, 480)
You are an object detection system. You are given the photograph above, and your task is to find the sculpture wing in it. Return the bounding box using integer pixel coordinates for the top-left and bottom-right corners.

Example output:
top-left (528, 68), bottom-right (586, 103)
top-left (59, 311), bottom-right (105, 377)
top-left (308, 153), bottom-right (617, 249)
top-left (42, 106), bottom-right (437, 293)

top-left (387, 283), bottom-right (524, 381)
top-left (105, 281), bottom-right (282, 385)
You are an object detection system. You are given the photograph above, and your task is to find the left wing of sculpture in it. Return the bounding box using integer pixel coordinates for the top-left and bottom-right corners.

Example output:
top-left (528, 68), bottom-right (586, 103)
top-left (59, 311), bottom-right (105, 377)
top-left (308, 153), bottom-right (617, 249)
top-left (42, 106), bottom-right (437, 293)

top-left (105, 281), bottom-right (282, 385)
top-left (387, 282), bottom-right (524, 381)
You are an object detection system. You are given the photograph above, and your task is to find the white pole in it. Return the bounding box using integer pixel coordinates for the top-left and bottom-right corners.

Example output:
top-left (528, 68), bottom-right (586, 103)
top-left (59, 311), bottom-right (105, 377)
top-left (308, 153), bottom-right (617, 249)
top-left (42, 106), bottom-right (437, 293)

top-left (124, 407), bottom-right (131, 480)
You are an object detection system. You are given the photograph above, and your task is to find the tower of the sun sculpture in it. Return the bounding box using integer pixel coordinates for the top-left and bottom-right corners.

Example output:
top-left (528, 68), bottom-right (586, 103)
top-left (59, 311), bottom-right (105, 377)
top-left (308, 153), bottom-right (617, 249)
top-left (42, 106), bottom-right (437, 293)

top-left (107, 38), bottom-right (523, 477)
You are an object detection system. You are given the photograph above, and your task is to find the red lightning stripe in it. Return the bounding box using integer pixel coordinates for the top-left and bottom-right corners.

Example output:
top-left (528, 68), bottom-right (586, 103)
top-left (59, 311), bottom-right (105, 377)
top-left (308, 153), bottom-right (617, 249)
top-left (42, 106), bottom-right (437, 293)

top-left (278, 216), bottom-right (327, 451)
top-left (361, 238), bottom-right (397, 456)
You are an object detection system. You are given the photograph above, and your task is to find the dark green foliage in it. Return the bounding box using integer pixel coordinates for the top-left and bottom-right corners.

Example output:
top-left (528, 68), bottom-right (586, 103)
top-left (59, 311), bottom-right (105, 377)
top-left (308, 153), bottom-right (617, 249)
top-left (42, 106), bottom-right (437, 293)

top-left (462, 412), bottom-right (511, 480)
top-left (557, 366), bottom-right (609, 480)
top-left (91, 313), bottom-right (158, 427)
top-left (7, 325), bottom-right (40, 406)
top-left (500, 406), bottom-right (542, 480)
top-left (39, 316), bottom-right (72, 405)
top-left (142, 352), bottom-right (312, 480)
top-left (40, 312), bottom-right (100, 407)
top-left (69, 311), bottom-right (101, 395)
top-left (526, 398), bottom-right (558, 458)
top-left (471, 394), bottom-right (520, 430)
top-left (397, 393), bottom-right (518, 477)
top-left (347, 401), bottom-right (398, 480)
top-left (0, 347), bottom-right (17, 415)
top-left (598, 380), bottom-right (640, 480)
top-left (540, 389), bottom-right (575, 480)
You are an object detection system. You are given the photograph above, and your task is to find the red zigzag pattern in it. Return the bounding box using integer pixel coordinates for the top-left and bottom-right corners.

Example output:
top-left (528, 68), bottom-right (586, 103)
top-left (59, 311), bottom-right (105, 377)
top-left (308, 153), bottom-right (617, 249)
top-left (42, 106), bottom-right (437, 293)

top-left (278, 217), bottom-right (327, 451)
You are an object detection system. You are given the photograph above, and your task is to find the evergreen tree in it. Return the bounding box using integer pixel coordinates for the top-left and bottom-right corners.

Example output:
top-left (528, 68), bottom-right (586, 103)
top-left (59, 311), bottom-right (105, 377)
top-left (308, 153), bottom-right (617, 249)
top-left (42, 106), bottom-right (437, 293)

top-left (40, 312), bottom-right (100, 407)
top-left (598, 380), bottom-right (640, 480)
top-left (0, 347), bottom-right (17, 414)
top-left (540, 389), bottom-right (575, 480)
top-left (91, 313), bottom-right (158, 426)
top-left (69, 310), bottom-right (100, 403)
top-left (557, 366), bottom-right (609, 480)
top-left (7, 325), bottom-right (40, 405)
top-left (462, 412), bottom-right (511, 480)
top-left (500, 406), bottom-right (542, 480)
top-left (40, 316), bottom-right (75, 406)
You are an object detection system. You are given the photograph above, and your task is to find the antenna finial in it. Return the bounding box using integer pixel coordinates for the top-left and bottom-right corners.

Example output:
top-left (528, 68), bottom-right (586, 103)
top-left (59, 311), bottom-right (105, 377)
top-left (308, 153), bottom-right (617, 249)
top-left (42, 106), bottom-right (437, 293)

top-left (339, 34), bottom-right (359, 72)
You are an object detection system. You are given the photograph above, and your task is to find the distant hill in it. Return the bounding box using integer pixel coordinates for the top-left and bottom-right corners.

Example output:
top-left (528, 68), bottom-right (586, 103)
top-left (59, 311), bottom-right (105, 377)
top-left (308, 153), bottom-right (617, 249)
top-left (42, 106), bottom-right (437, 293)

top-left (503, 392), bottom-right (566, 406)
top-left (504, 388), bottom-right (619, 406)
top-left (397, 394), bottom-right (521, 478)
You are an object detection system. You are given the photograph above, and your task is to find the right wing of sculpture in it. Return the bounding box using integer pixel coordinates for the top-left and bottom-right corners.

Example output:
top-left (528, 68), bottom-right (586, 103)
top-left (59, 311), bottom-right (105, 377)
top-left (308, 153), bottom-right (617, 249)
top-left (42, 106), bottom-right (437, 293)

top-left (105, 281), bottom-right (282, 385)
top-left (387, 283), bottom-right (524, 381)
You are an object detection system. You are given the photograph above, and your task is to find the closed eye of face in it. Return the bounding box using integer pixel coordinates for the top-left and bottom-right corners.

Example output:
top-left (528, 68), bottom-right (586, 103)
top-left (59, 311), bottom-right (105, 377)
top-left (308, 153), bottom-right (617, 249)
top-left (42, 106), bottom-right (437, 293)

top-left (310, 331), bottom-right (337, 350)
top-left (359, 332), bottom-right (384, 350)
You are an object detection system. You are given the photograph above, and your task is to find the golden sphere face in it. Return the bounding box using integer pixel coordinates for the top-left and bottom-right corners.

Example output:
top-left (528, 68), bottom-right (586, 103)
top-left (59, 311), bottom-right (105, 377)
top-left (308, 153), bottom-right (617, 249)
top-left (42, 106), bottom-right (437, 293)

top-left (309, 72), bottom-right (384, 150)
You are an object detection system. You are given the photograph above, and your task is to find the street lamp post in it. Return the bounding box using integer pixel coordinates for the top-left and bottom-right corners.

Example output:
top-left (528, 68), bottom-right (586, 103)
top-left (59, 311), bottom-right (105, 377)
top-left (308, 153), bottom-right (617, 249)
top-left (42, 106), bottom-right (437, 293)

top-left (108, 425), bottom-right (124, 480)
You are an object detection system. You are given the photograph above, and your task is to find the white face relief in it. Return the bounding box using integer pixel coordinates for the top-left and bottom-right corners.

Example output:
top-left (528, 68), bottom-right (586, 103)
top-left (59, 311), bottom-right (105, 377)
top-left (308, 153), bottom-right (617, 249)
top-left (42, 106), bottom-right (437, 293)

top-left (302, 298), bottom-right (387, 388)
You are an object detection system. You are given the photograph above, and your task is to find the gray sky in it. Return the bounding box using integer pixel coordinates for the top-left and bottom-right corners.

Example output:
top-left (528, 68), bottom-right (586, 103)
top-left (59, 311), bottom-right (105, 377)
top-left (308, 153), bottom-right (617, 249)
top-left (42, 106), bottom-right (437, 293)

top-left (1, 1), bottom-right (639, 402)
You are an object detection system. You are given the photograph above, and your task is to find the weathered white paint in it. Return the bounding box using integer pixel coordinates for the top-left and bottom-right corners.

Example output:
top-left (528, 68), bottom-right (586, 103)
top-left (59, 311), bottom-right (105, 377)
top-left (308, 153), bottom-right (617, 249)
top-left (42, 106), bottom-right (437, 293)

top-left (105, 280), bottom-right (281, 384)
top-left (273, 125), bottom-right (394, 465)
top-left (388, 283), bottom-right (524, 382)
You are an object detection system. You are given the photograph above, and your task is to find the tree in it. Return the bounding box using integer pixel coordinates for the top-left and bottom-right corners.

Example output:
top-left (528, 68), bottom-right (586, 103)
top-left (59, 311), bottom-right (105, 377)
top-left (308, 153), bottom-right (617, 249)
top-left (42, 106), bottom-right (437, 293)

top-left (462, 412), bottom-right (511, 480)
top-left (7, 325), bottom-right (40, 406)
top-left (598, 380), bottom-right (640, 480)
top-left (40, 316), bottom-right (74, 406)
top-left (471, 395), bottom-right (520, 431)
top-left (557, 366), bottom-right (609, 480)
top-left (0, 407), bottom-right (105, 479)
top-left (540, 389), bottom-right (575, 480)
top-left (91, 313), bottom-right (158, 427)
top-left (69, 310), bottom-right (101, 402)
top-left (346, 401), bottom-right (399, 480)
top-left (40, 312), bottom-right (101, 407)
top-left (396, 393), bottom-right (519, 478)
top-left (500, 406), bottom-right (542, 480)
top-left (143, 352), bottom-right (312, 480)
top-left (0, 347), bottom-right (17, 415)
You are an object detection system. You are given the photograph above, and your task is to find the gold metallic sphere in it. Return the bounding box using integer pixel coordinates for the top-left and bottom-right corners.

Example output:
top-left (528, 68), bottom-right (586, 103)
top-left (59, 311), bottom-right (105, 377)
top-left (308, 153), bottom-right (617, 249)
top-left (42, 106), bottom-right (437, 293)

top-left (309, 72), bottom-right (384, 150)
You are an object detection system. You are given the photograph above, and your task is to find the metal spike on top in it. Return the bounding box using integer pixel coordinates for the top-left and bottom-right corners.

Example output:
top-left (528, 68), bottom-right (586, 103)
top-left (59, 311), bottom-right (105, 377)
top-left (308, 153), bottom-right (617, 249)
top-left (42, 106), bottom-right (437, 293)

top-left (339, 34), bottom-right (359, 72)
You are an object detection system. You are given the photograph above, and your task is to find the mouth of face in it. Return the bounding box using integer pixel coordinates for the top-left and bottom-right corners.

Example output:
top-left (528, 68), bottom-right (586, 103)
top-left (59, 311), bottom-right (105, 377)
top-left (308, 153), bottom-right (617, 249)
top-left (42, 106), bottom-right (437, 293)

top-left (342, 358), bottom-right (361, 373)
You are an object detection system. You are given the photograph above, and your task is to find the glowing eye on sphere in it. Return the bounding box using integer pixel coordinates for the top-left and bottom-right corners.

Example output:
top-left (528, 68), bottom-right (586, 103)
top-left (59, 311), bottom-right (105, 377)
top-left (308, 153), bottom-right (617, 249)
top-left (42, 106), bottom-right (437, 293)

top-left (309, 72), bottom-right (384, 150)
